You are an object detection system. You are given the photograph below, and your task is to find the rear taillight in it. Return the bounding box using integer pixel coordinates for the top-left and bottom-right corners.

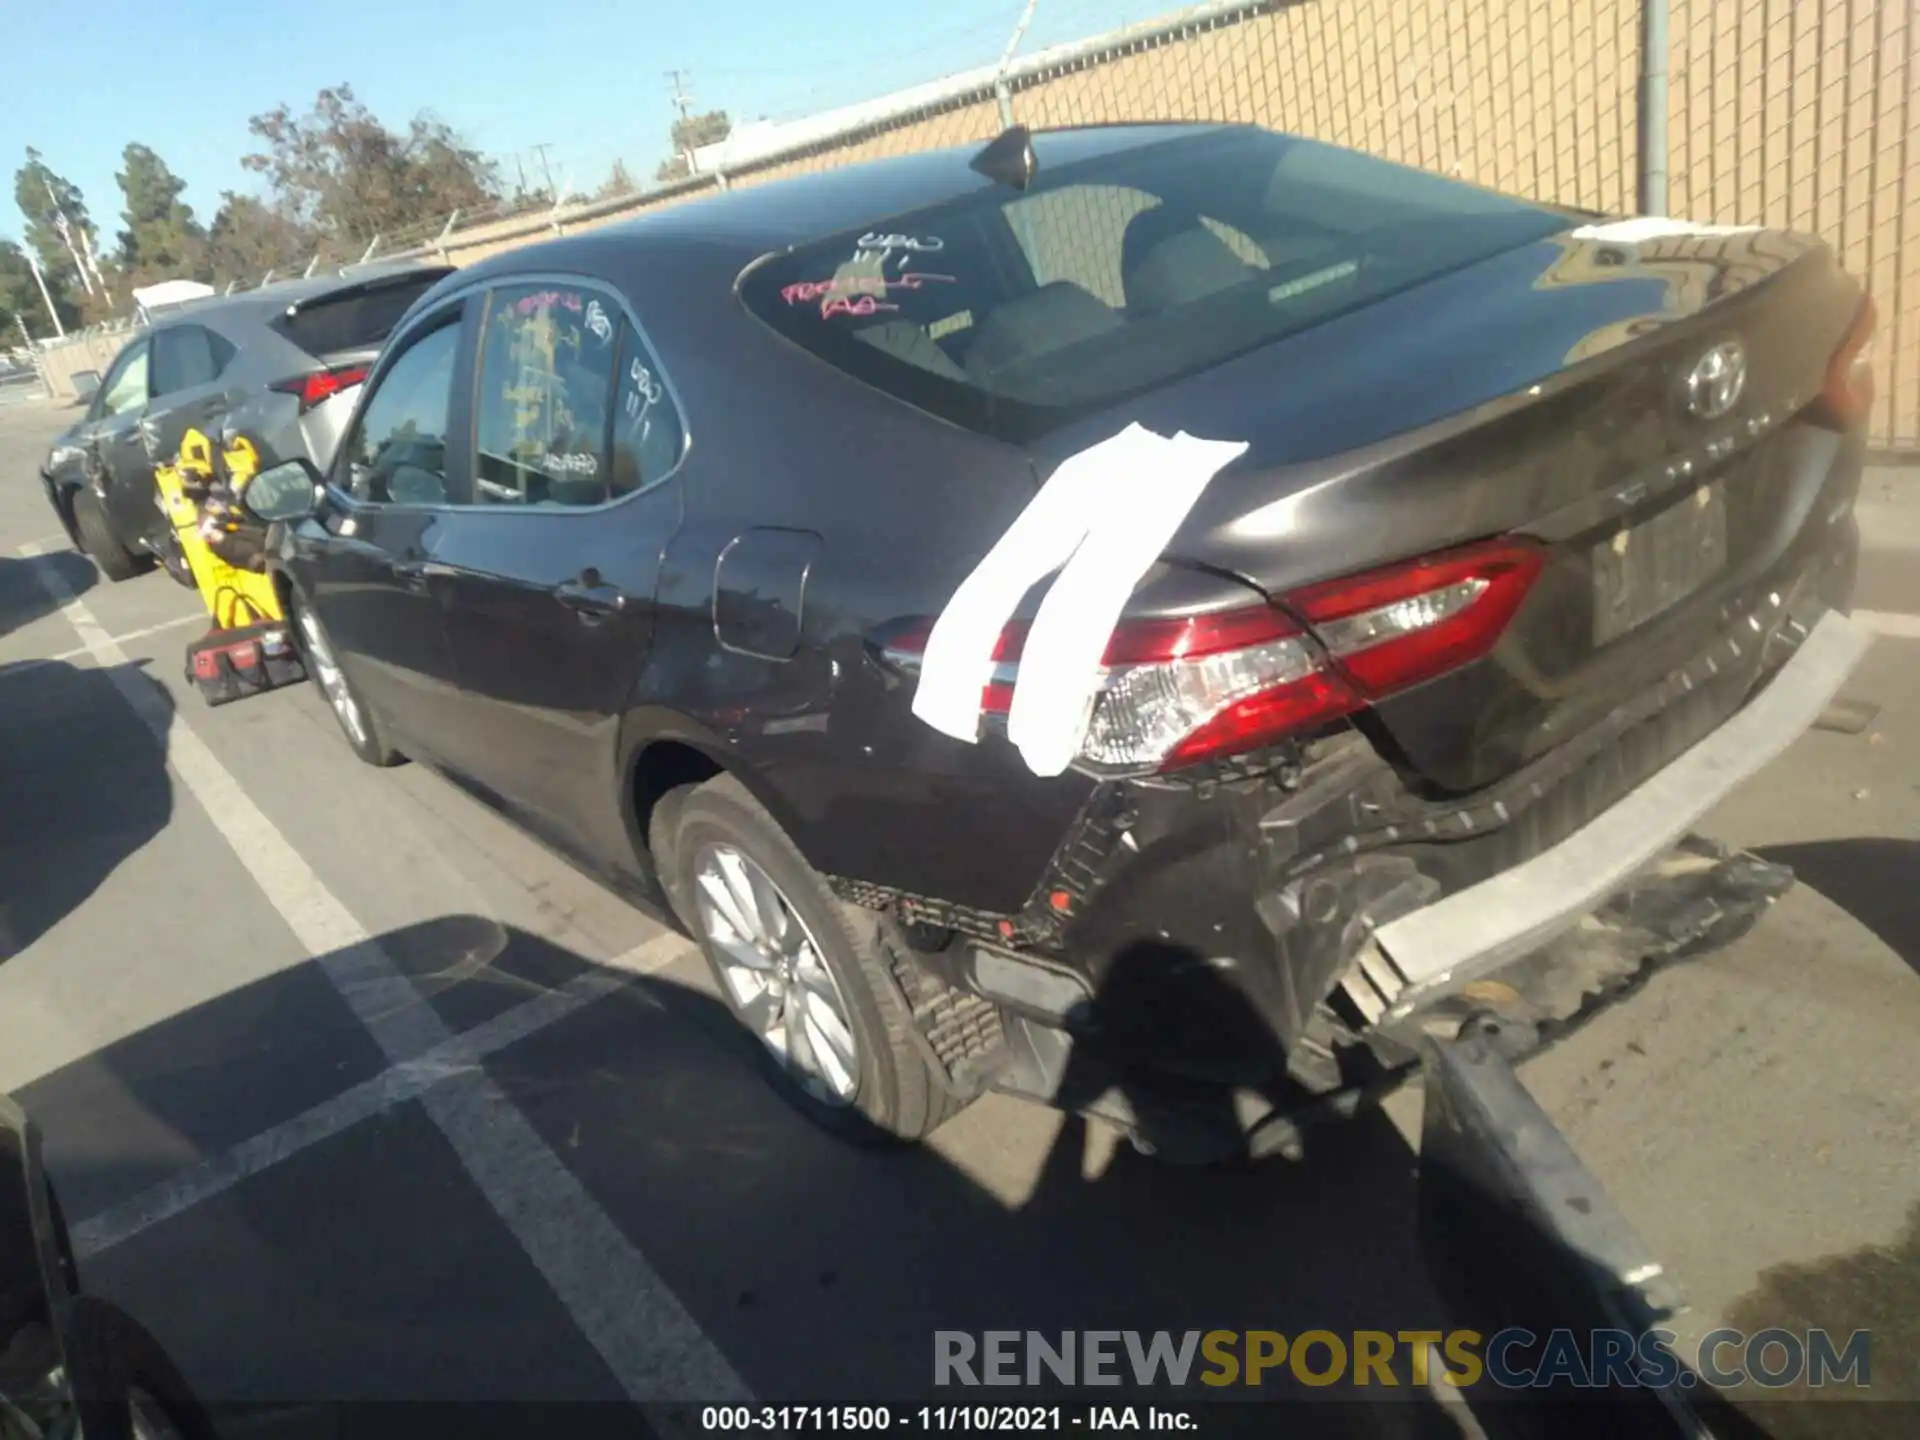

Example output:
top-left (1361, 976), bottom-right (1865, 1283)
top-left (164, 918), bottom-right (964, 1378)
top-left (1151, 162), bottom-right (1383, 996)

top-left (1821, 296), bottom-right (1877, 427)
top-left (881, 537), bottom-right (1543, 774)
top-left (271, 363), bottom-right (369, 414)
top-left (1288, 538), bottom-right (1544, 694)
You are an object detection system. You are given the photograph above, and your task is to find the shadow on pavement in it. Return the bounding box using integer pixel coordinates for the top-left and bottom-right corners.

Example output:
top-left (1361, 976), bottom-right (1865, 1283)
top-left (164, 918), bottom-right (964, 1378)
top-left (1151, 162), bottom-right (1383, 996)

top-left (22, 911), bottom-right (1889, 1436)
top-left (0, 658), bottom-right (172, 964)
top-left (1720, 1197), bottom-right (1919, 1439)
top-left (0, 550), bottom-right (94, 643)
top-left (1756, 838), bottom-right (1920, 980)
top-left (17, 916), bottom-right (1460, 1436)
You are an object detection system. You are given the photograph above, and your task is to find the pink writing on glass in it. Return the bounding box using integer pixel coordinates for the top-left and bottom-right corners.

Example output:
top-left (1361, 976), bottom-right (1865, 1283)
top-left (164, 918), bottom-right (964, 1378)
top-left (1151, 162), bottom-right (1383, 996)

top-left (780, 272), bottom-right (956, 318)
top-left (820, 295), bottom-right (897, 318)
top-left (515, 289), bottom-right (586, 315)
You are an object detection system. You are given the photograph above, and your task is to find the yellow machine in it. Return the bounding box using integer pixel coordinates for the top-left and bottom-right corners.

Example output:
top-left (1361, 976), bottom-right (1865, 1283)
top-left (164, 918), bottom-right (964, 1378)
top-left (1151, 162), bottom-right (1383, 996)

top-left (155, 427), bottom-right (306, 705)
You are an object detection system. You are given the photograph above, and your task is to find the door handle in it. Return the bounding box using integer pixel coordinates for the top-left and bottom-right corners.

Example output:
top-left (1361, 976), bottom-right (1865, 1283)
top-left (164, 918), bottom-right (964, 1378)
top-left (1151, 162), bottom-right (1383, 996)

top-left (553, 577), bottom-right (628, 620)
top-left (392, 558), bottom-right (432, 593)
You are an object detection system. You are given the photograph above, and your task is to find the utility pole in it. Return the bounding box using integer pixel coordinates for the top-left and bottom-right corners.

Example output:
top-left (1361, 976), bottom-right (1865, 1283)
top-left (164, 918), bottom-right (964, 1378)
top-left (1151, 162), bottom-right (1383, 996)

top-left (531, 142), bottom-right (557, 199)
top-left (76, 223), bottom-right (111, 301)
top-left (44, 182), bottom-right (94, 299)
top-left (664, 70), bottom-right (694, 122)
top-left (665, 71), bottom-right (697, 172)
top-left (24, 251), bottom-right (65, 338)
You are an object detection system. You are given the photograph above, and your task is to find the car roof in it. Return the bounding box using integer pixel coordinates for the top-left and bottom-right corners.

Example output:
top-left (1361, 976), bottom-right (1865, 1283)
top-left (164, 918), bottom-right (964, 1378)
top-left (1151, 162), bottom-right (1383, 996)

top-left (148, 262), bottom-right (455, 331)
top-left (465, 123), bottom-right (1233, 285)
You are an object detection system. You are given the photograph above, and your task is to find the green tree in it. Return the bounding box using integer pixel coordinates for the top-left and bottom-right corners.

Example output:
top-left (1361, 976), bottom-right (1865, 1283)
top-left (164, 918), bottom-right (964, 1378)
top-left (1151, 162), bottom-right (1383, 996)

top-left (656, 110), bottom-right (730, 184)
top-left (0, 237), bottom-right (59, 338)
top-left (115, 143), bottom-right (206, 280)
top-left (12, 148), bottom-right (96, 306)
top-left (204, 193), bottom-right (317, 287)
top-left (595, 159), bottom-right (637, 200)
top-left (242, 84), bottom-right (499, 245)
top-left (671, 109), bottom-right (732, 157)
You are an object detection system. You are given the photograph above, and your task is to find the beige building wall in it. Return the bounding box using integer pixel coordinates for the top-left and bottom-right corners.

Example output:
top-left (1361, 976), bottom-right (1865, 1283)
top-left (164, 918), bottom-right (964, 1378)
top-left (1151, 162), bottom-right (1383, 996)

top-left (34, 0), bottom-right (1918, 446)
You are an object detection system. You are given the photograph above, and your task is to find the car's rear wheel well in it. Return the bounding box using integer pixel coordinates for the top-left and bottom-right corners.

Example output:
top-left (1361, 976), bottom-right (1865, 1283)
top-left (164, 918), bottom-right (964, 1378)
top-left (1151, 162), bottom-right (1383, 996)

top-left (631, 741), bottom-right (724, 861)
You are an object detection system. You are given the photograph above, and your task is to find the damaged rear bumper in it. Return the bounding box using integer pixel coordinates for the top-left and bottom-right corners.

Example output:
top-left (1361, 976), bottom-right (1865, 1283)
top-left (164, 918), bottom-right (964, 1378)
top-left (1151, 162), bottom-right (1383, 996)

top-left (1345, 610), bottom-right (1869, 1026)
top-left (938, 609), bottom-right (1865, 1161)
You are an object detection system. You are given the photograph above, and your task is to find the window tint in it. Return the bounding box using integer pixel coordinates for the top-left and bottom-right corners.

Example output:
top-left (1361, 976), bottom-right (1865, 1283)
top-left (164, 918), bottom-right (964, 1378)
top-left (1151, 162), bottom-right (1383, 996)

top-left (339, 319), bottom-right (461, 505)
top-left (97, 342), bottom-right (150, 417)
top-left (611, 323), bottom-right (684, 495)
top-left (473, 283), bottom-right (618, 507)
top-left (275, 274), bottom-right (446, 357)
top-left (150, 325), bottom-right (228, 395)
top-left (739, 129), bottom-right (1569, 442)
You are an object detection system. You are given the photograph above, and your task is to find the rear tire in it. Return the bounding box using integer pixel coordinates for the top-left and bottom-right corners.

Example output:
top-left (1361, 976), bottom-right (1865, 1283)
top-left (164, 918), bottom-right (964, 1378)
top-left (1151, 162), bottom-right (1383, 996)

top-left (72, 489), bottom-right (144, 583)
top-left (65, 1295), bottom-right (217, 1440)
top-left (663, 773), bottom-right (963, 1143)
top-left (285, 590), bottom-right (404, 767)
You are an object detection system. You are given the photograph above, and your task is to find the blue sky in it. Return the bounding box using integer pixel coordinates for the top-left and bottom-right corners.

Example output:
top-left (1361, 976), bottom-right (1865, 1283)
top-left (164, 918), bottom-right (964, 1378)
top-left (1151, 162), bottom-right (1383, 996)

top-left (3, 0), bottom-right (1164, 247)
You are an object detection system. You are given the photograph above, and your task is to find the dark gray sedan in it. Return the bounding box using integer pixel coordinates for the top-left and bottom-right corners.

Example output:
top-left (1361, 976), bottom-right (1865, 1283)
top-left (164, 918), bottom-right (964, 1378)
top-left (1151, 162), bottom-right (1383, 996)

top-left (242, 123), bottom-right (1874, 1163)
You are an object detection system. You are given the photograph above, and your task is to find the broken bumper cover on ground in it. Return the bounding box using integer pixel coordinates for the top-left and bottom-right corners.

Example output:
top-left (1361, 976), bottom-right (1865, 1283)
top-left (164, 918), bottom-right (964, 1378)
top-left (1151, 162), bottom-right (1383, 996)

top-left (1346, 610), bottom-right (1871, 1026)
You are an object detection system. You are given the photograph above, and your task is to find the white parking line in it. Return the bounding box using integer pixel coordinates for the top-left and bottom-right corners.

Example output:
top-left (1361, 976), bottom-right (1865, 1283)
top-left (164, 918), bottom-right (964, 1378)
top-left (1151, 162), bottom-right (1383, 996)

top-left (1855, 609), bottom-right (1920, 640)
top-left (43, 611), bottom-right (205, 662)
top-left (70, 932), bottom-right (694, 1261)
top-left (20, 542), bottom-right (750, 1405)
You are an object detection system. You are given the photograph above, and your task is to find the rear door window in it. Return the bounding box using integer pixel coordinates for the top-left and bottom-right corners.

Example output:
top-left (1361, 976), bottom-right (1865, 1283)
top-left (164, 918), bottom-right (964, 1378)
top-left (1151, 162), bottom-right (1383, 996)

top-left (472, 283), bottom-right (620, 507)
top-left (149, 324), bottom-right (231, 396)
top-left (610, 323), bottom-right (684, 496)
top-left (739, 128), bottom-right (1569, 442)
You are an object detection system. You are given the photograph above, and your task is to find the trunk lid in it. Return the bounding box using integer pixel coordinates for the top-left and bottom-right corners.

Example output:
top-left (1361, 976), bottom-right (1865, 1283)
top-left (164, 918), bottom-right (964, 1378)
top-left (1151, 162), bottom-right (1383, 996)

top-left (1032, 225), bottom-right (1865, 791)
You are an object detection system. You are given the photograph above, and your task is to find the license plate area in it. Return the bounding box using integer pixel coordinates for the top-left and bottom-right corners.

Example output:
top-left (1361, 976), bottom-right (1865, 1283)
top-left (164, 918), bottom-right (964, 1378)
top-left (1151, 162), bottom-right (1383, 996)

top-left (1591, 482), bottom-right (1729, 645)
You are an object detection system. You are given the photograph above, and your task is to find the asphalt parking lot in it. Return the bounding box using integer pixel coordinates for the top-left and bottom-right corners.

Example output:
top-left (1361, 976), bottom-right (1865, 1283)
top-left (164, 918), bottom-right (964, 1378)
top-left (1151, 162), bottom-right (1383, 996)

top-left (1, 393), bottom-right (1916, 1434)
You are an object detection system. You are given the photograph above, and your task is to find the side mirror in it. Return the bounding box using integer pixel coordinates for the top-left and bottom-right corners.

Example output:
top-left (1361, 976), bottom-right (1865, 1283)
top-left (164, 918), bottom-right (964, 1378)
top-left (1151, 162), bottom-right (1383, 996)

top-left (241, 458), bottom-right (324, 524)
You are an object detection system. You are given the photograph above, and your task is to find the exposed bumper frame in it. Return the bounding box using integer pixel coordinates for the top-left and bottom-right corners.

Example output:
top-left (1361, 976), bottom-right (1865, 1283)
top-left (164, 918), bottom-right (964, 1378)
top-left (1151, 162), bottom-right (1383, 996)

top-left (1347, 610), bottom-right (1871, 1024)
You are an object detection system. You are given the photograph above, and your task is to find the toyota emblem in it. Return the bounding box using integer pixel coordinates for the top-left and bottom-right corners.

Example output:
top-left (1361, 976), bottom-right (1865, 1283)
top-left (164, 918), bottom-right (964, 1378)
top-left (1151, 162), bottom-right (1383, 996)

top-left (1685, 341), bottom-right (1747, 419)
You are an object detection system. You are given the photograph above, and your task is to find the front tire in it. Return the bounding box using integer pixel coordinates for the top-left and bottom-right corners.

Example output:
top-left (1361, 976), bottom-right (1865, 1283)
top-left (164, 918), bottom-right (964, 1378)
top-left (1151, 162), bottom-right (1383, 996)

top-left (663, 774), bottom-right (961, 1143)
top-left (285, 590), bottom-right (403, 767)
top-left (72, 489), bottom-right (144, 583)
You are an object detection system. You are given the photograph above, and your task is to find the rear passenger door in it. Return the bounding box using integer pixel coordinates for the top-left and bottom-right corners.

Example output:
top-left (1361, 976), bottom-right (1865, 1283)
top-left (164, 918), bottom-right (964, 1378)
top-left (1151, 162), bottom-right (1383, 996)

top-left (138, 321), bottom-right (240, 473)
top-left (147, 323), bottom-right (237, 434)
top-left (428, 280), bottom-right (686, 856)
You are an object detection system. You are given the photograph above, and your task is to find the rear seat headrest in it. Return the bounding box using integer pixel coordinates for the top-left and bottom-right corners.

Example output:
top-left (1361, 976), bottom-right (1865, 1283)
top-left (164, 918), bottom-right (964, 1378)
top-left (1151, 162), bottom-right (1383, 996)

top-left (964, 281), bottom-right (1122, 385)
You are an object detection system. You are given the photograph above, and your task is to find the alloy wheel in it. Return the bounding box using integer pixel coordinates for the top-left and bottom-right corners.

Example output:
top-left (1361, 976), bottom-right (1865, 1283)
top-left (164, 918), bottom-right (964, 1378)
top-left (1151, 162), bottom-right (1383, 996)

top-left (295, 605), bottom-right (369, 748)
top-left (129, 1387), bottom-right (184, 1440)
top-left (693, 843), bottom-right (860, 1105)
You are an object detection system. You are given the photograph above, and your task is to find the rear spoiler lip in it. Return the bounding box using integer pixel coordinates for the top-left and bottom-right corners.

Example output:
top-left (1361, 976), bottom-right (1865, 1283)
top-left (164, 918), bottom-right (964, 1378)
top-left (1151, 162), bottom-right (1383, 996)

top-left (274, 265), bottom-right (458, 322)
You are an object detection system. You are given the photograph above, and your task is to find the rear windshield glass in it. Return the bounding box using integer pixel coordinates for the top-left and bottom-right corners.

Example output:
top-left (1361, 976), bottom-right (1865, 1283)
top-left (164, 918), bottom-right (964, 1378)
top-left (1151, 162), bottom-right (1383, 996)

top-left (276, 274), bottom-right (447, 357)
top-left (739, 129), bottom-right (1570, 442)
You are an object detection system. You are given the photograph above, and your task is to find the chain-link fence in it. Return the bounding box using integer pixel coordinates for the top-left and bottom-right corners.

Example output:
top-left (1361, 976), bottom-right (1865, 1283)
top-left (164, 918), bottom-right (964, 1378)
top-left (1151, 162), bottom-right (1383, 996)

top-left (29, 0), bottom-right (1920, 449)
